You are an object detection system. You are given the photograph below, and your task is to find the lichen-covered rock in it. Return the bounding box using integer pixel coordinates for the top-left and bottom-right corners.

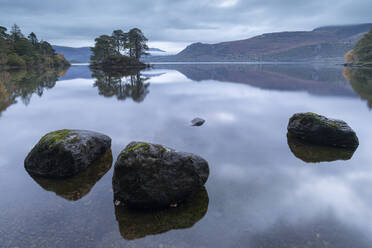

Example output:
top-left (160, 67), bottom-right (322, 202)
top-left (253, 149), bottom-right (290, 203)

top-left (287, 133), bottom-right (355, 163)
top-left (25, 129), bottom-right (111, 178)
top-left (287, 113), bottom-right (359, 150)
top-left (30, 150), bottom-right (113, 200)
top-left (113, 141), bottom-right (209, 209)
top-left (115, 187), bottom-right (209, 240)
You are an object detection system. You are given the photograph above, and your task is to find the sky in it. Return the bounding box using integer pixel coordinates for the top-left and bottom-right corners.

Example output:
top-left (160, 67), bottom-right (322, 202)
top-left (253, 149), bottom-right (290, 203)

top-left (0, 0), bottom-right (372, 53)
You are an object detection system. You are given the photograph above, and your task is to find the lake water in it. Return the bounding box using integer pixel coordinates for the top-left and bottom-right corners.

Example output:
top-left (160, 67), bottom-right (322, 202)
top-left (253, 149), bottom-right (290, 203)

top-left (1, 63), bottom-right (372, 248)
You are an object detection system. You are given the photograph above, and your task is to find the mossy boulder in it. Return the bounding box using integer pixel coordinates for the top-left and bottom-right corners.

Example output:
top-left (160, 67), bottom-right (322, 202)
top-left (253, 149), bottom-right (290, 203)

top-left (112, 141), bottom-right (209, 209)
top-left (287, 133), bottom-right (355, 163)
top-left (24, 129), bottom-right (111, 178)
top-left (287, 113), bottom-right (359, 150)
top-left (30, 150), bottom-right (113, 200)
top-left (115, 187), bottom-right (209, 240)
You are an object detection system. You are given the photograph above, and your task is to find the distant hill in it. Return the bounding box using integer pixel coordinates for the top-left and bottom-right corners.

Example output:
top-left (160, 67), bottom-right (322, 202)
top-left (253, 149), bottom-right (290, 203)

top-left (53, 45), bottom-right (166, 63)
top-left (148, 48), bottom-right (165, 52)
top-left (148, 23), bottom-right (372, 62)
top-left (52, 46), bottom-right (92, 63)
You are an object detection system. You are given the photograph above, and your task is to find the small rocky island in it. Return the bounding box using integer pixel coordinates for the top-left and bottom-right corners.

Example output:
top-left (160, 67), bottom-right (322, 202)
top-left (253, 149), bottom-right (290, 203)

top-left (287, 112), bottom-right (359, 150)
top-left (24, 129), bottom-right (112, 178)
top-left (89, 28), bottom-right (149, 71)
top-left (113, 141), bottom-right (209, 209)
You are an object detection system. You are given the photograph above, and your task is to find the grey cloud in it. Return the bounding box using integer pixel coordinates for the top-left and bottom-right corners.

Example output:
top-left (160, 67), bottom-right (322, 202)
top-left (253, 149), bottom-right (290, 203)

top-left (0, 0), bottom-right (371, 50)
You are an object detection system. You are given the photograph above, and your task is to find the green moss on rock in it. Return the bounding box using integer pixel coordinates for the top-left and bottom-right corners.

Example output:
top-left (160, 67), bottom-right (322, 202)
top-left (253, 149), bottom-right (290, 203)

top-left (299, 112), bottom-right (342, 128)
top-left (38, 129), bottom-right (77, 149)
top-left (125, 142), bottom-right (151, 153)
top-left (307, 112), bottom-right (321, 117)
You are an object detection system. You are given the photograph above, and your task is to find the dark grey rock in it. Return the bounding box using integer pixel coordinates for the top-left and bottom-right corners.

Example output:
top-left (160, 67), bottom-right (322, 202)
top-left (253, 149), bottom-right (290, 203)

top-left (191, 117), bottom-right (205, 126)
top-left (113, 141), bottom-right (209, 209)
top-left (24, 129), bottom-right (112, 178)
top-left (287, 113), bottom-right (359, 150)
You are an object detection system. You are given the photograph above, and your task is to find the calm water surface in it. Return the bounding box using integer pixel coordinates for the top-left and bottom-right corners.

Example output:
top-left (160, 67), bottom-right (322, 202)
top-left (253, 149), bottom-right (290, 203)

top-left (1, 63), bottom-right (372, 248)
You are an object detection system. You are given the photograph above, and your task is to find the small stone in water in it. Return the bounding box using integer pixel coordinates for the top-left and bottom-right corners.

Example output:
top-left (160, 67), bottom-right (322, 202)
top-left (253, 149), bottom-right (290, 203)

top-left (191, 118), bottom-right (205, 126)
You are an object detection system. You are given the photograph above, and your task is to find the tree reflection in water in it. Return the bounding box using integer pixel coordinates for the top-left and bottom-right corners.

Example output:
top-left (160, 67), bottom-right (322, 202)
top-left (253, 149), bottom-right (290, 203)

top-left (0, 68), bottom-right (67, 116)
top-left (344, 67), bottom-right (372, 109)
top-left (91, 68), bottom-right (150, 103)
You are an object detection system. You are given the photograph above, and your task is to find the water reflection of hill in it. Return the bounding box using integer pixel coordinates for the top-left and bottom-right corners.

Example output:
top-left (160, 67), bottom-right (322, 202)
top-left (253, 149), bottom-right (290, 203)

top-left (155, 64), bottom-right (357, 97)
top-left (58, 65), bottom-right (92, 80)
top-left (0, 68), bottom-right (67, 116)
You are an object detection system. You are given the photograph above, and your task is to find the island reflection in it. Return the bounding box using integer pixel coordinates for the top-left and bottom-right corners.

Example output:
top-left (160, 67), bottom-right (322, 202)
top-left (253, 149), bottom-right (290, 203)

top-left (0, 68), bottom-right (67, 116)
top-left (115, 187), bottom-right (209, 240)
top-left (29, 150), bottom-right (113, 201)
top-left (344, 67), bottom-right (372, 109)
top-left (91, 68), bottom-right (150, 103)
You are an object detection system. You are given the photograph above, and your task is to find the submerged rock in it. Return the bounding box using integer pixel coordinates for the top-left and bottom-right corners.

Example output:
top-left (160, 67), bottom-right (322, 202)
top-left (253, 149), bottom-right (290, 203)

top-left (287, 113), bottom-right (359, 150)
top-left (113, 141), bottom-right (209, 209)
top-left (191, 117), bottom-right (205, 126)
top-left (115, 187), bottom-right (209, 240)
top-left (25, 129), bottom-right (111, 178)
top-left (287, 133), bottom-right (356, 163)
top-left (30, 150), bottom-right (113, 200)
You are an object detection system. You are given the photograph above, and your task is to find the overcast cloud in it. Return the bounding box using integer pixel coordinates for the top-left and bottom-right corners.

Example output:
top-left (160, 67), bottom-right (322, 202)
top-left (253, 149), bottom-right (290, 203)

top-left (0, 0), bottom-right (371, 52)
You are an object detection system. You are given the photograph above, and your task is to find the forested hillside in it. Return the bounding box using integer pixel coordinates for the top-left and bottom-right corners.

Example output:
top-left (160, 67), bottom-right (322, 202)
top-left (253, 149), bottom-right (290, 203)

top-left (0, 24), bottom-right (70, 69)
top-left (351, 28), bottom-right (372, 64)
